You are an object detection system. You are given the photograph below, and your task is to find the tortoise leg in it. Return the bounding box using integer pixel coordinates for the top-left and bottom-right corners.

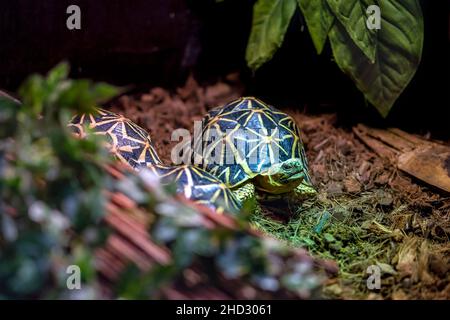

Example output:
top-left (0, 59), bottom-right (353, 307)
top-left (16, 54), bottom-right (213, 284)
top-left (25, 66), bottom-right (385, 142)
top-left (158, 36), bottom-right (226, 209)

top-left (292, 180), bottom-right (317, 199)
top-left (257, 180), bottom-right (317, 203)
top-left (256, 181), bottom-right (317, 216)
top-left (232, 183), bottom-right (257, 213)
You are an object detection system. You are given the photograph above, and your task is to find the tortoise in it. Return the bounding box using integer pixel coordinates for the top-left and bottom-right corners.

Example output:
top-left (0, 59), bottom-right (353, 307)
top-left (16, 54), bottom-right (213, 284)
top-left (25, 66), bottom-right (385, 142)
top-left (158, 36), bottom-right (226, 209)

top-left (145, 164), bottom-right (242, 214)
top-left (68, 108), bottom-right (162, 169)
top-left (69, 108), bottom-right (242, 213)
top-left (194, 96), bottom-right (315, 206)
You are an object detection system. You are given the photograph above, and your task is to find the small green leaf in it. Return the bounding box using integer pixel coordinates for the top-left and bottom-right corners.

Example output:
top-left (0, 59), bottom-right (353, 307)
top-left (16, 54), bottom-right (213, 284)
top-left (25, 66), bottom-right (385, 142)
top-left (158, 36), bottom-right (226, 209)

top-left (246, 0), bottom-right (298, 71)
top-left (56, 81), bottom-right (119, 114)
top-left (297, 0), bottom-right (334, 54)
top-left (91, 83), bottom-right (120, 103)
top-left (323, 233), bottom-right (336, 243)
top-left (18, 75), bottom-right (45, 115)
top-left (46, 62), bottom-right (70, 87)
top-left (376, 262), bottom-right (397, 275)
top-left (326, 0), bottom-right (378, 62)
top-left (0, 97), bottom-right (19, 138)
top-left (329, 0), bottom-right (423, 117)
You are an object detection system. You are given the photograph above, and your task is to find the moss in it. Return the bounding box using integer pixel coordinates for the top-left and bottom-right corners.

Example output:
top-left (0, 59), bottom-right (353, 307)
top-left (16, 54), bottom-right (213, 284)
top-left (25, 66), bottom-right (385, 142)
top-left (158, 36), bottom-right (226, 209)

top-left (251, 192), bottom-right (403, 299)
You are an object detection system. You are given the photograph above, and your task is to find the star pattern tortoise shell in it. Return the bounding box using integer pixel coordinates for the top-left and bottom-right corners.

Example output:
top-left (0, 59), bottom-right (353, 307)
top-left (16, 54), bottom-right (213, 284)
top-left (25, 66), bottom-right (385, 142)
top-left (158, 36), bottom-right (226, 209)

top-left (69, 108), bottom-right (241, 213)
top-left (146, 164), bottom-right (241, 214)
top-left (196, 97), bottom-right (313, 193)
top-left (68, 108), bottom-right (162, 169)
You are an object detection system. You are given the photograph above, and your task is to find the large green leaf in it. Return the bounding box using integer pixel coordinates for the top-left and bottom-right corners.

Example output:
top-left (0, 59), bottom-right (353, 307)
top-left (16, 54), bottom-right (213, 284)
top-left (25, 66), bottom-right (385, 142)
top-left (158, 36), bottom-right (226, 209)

top-left (329, 0), bottom-right (424, 117)
top-left (246, 0), bottom-right (298, 71)
top-left (297, 0), bottom-right (334, 54)
top-left (326, 0), bottom-right (378, 62)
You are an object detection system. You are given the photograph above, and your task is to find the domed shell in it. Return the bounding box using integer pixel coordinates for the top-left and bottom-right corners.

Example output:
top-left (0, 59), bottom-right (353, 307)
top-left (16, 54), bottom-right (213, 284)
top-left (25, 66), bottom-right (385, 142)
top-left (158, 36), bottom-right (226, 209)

top-left (146, 164), bottom-right (241, 214)
top-left (69, 108), bottom-right (162, 169)
top-left (198, 97), bottom-right (310, 188)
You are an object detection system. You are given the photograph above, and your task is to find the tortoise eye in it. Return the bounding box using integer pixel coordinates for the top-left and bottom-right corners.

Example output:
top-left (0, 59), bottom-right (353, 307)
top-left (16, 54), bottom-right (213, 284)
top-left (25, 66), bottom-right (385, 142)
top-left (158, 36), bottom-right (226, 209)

top-left (282, 162), bottom-right (293, 169)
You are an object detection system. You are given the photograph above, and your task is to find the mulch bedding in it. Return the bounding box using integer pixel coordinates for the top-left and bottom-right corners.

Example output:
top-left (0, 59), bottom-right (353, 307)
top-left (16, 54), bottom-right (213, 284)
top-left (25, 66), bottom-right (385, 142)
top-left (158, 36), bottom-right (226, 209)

top-left (109, 74), bottom-right (450, 300)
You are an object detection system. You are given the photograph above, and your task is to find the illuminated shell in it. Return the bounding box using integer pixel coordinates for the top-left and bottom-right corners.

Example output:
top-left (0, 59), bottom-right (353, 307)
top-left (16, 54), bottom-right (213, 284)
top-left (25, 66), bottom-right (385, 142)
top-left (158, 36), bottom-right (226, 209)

top-left (69, 108), bottom-right (162, 168)
top-left (198, 97), bottom-right (312, 191)
top-left (147, 164), bottom-right (241, 214)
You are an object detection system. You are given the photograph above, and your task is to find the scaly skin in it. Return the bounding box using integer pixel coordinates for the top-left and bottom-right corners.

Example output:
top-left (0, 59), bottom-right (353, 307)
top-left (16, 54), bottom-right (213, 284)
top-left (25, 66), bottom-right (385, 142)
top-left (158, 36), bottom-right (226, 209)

top-left (232, 177), bottom-right (317, 216)
top-left (230, 158), bottom-right (317, 215)
top-left (293, 180), bottom-right (318, 199)
top-left (232, 183), bottom-right (257, 213)
top-left (254, 177), bottom-right (317, 215)
top-left (254, 158), bottom-right (306, 194)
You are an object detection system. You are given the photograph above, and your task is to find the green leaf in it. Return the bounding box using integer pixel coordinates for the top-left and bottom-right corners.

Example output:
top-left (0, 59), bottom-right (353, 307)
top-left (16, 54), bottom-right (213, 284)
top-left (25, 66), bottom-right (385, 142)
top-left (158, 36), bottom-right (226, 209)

top-left (246, 0), bottom-right (298, 71)
top-left (91, 83), bottom-right (121, 104)
top-left (326, 0), bottom-right (377, 62)
top-left (328, 0), bottom-right (423, 117)
top-left (46, 62), bottom-right (70, 87)
top-left (0, 97), bottom-right (19, 138)
top-left (57, 81), bottom-right (119, 114)
top-left (297, 0), bottom-right (334, 54)
top-left (18, 75), bottom-right (45, 116)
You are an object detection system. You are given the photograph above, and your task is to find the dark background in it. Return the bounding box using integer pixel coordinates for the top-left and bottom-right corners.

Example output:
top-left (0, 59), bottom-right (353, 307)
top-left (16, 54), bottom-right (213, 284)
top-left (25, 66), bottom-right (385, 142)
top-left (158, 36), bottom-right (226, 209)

top-left (0, 0), bottom-right (448, 138)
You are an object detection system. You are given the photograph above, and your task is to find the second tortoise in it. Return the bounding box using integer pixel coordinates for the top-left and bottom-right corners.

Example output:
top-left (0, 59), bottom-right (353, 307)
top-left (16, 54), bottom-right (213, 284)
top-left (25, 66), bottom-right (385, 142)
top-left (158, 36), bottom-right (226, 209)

top-left (69, 108), bottom-right (241, 214)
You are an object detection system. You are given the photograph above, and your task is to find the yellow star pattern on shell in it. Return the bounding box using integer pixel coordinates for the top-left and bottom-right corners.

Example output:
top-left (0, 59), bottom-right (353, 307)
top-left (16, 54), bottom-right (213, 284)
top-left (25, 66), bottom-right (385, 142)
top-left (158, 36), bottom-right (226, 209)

top-left (68, 108), bottom-right (162, 169)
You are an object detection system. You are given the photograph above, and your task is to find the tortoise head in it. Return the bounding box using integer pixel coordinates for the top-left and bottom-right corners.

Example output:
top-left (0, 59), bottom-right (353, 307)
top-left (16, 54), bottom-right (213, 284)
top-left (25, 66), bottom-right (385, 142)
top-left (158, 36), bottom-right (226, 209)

top-left (254, 158), bottom-right (313, 194)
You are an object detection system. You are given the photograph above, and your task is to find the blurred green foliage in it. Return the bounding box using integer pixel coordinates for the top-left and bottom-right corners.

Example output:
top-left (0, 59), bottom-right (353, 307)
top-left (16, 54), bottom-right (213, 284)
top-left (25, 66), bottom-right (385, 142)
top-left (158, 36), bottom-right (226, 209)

top-left (0, 63), bottom-right (324, 299)
top-left (110, 169), bottom-right (324, 299)
top-left (0, 63), bottom-right (118, 298)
